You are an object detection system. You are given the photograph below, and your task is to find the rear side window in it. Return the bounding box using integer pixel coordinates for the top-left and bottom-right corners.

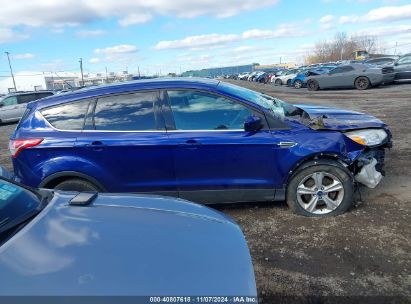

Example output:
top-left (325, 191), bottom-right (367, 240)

top-left (41, 100), bottom-right (90, 130)
top-left (93, 92), bottom-right (158, 131)
top-left (17, 94), bottom-right (39, 104)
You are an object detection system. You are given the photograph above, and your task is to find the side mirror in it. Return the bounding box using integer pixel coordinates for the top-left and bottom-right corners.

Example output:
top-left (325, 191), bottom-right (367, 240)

top-left (394, 62), bottom-right (399, 66)
top-left (244, 116), bottom-right (263, 132)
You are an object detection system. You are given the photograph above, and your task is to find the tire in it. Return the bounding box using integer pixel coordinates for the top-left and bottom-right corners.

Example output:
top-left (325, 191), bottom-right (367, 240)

top-left (286, 163), bottom-right (354, 217)
top-left (286, 79), bottom-right (291, 86)
top-left (275, 78), bottom-right (282, 86)
top-left (307, 79), bottom-right (319, 91)
top-left (354, 76), bottom-right (370, 90)
top-left (54, 178), bottom-right (100, 192)
top-left (294, 80), bottom-right (303, 89)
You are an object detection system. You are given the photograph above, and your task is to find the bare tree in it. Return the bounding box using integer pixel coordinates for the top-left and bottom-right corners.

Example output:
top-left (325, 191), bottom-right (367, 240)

top-left (304, 32), bottom-right (381, 64)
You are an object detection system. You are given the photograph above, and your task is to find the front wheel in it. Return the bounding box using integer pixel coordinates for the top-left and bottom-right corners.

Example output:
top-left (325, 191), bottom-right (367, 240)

top-left (287, 164), bottom-right (354, 217)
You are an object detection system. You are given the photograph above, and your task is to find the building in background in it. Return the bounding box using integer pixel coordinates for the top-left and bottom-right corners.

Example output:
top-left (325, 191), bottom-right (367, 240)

top-left (181, 64), bottom-right (257, 78)
top-left (0, 71), bottom-right (133, 93)
top-left (181, 62), bottom-right (297, 77)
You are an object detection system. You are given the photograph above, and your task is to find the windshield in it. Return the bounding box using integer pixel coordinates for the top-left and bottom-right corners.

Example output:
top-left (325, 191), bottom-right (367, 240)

top-left (0, 179), bottom-right (42, 236)
top-left (219, 82), bottom-right (299, 119)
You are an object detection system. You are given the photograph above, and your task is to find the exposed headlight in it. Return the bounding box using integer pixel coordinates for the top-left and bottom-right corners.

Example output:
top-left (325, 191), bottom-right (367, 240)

top-left (345, 129), bottom-right (388, 146)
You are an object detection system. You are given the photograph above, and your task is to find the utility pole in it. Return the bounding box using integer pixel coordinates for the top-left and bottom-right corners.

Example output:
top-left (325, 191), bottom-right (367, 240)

top-left (5, 52), bottom-right (17, 91)
top-left (105, 66), bottom-right (108, 83)
top-left (79, 58), bottom-right (84, 86)
top-left (138, 65), bottom-right (141, 78)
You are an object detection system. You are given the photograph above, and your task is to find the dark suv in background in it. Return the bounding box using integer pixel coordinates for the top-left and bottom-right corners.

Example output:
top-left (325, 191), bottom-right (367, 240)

top-left (394, 53), bottom-right (411, 81)
top-left (0, 91), bottom-right (54, 123)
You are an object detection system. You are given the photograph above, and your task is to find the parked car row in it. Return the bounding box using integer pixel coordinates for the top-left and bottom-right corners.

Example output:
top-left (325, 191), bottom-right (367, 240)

top-left (226, 52), bottom-right (411, 91)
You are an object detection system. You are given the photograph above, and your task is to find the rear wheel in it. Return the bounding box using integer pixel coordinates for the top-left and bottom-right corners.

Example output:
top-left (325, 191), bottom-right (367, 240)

top-left (287, 163), bottom-right (353, 217)
top-left (307, 79), bottom-right (319, 91)
top-left (275, 78), bottom-right (282, 86)
top-left (286, 79), bottom-right (291, 86)
top-left (294, 79), bottom-right (303, 89)
top-left (54, 178), bottom-right (100, 192)
top-left (355, 76), bottom-right (370, 90)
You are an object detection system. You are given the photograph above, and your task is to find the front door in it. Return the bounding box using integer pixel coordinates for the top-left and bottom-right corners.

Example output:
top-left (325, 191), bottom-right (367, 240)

top-left (163, 89), bottom-right (279, 204)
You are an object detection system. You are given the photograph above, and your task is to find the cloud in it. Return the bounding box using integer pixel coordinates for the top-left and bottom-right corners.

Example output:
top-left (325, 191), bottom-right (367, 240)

top-left (118, 13), bottom-right (152, 27)
top-left (156, 23), bottom-right (306, 50)
top-left (89, 57), bottom-right (100, 64)
top-left (243, 23), bottom-right (304, 39)
top-left (0, 28), bottom-right (28, 43)
top-left (319, 14), bottom-right (336, 30)
top-left (155, 33), bottom-right (240, 50)
top-left (340, 3), bottom-right (411, 24)
top-left (94, 44), bottom-right (138, 54)
top-left (12, 53), bottom-right (35, 59)
top-left (0, 0), bottom-right (279, 28)
top-left (355, 24), bottom-right (411, 37)
top-left (76, 29), bottom-right (105, 37)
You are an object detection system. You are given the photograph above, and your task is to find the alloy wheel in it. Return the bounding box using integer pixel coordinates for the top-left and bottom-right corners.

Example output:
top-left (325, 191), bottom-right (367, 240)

top-left (296, 171), bottom-right (345, 215)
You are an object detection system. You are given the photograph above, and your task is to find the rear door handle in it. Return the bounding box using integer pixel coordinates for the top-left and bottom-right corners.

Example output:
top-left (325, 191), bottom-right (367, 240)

top-left (179, 139), bottom-right (202, 149)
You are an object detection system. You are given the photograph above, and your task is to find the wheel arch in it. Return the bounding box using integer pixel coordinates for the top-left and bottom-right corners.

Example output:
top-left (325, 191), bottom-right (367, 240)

top-left (39, 171), bottom-right (107, 191)
top-left (354, 75), bottom-right (371, 86)
top-left (285, 153), bottom-right (354, 186)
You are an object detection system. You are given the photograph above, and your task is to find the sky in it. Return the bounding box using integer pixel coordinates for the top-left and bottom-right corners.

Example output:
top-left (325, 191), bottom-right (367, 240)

top-left (0, 0), bottom-right (410, 79)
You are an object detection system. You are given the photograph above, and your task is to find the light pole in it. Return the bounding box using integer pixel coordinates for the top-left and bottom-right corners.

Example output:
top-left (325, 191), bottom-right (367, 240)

top-left (5, 52), bottom-right (17, 91)
top-left (79, 58), bottom-right (84, 86)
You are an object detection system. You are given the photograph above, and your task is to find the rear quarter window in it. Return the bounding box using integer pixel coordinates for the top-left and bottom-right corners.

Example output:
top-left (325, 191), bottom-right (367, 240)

top-left (40, 100), bottom-right (90, 130)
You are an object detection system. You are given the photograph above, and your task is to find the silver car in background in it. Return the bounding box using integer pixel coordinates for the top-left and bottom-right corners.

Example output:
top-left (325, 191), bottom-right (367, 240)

top-left (0, 91), bottom-right (54, 123)
top-left (306, 64), bottom-right (395, 91)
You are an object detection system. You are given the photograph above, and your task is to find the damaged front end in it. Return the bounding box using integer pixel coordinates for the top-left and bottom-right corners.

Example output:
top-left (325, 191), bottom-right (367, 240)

top-left (347, 131), bottom-right (392, 189)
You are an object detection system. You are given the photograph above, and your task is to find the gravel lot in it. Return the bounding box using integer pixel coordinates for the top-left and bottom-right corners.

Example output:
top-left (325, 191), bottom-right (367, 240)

top-left (0, 81), bottom-right (410, 302)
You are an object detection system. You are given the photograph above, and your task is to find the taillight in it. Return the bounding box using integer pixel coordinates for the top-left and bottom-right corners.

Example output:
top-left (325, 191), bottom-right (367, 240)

top-left (9, 138), bottom-right (43, 158)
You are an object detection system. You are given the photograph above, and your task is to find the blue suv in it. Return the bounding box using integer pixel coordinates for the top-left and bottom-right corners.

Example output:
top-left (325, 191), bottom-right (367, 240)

top-left (10, 78), bottom-right (391, 217)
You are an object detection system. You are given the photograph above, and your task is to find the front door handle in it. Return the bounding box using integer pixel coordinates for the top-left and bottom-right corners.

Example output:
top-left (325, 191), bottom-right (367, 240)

top-left (85, 141), bottom-right (106, 150)
top-left (185, 139), bottom-right (201, 145)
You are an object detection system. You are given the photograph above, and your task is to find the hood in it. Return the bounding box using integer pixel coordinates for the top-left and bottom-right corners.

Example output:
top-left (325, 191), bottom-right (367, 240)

top-left (0, 192), bottom-right (256, 296)
top-left (296, 104), bottom-right (386, 131)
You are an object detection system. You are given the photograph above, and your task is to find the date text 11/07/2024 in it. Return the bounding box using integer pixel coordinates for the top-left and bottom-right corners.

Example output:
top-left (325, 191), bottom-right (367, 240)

top-left (149, 296), bottom-right (258, 303)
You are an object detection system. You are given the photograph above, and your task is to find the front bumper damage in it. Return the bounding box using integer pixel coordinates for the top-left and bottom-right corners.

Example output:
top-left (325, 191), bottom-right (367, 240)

top-left (351, 146), bottom-right (389, 188)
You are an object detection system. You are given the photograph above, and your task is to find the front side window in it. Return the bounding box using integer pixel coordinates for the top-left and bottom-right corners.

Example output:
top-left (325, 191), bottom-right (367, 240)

top-left (2, 96), bottom-right (18, 106)
top-left (329, 67), bottom-right (344, 74)
top-left (167, 90), bottom-right (253, 130)
top-left (41, 100), bottom-right (90, 130)
top-left (94, 92), bottom-right (158, 131)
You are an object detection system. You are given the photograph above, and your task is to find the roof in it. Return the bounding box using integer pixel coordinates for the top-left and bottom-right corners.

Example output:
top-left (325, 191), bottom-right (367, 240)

top-left (34, 77), bottom-right (221, 109)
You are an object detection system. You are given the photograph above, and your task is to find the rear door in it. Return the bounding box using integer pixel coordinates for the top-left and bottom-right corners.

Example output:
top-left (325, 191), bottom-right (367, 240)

top-left (76, 91), bottom-right (176, 194)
